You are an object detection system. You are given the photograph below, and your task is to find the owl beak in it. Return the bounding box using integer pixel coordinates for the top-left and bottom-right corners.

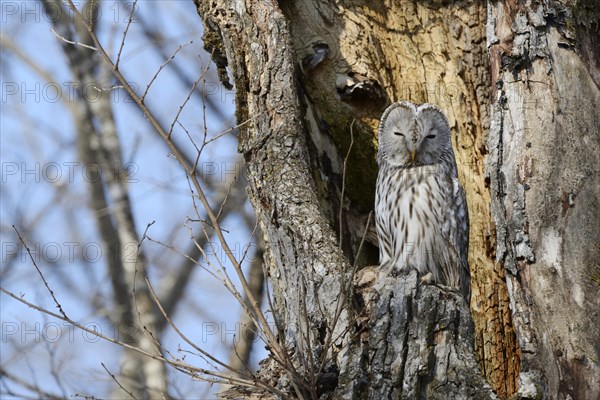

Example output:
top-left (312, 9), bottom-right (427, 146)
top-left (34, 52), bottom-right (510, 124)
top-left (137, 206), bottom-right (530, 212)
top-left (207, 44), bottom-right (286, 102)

top-left (410, 150), bottom-right (416, 162)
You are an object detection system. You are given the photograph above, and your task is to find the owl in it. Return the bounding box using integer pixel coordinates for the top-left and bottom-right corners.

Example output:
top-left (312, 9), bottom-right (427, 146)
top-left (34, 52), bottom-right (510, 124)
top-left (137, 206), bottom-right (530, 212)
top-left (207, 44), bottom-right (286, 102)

top-left (375, 102), bottom-right (470, 302)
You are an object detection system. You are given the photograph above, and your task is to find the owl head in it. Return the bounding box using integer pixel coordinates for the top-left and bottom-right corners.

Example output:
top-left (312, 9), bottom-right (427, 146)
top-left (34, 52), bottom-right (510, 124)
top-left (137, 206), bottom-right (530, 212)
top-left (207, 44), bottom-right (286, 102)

top-left (377, 102), bottom-right (454, 168)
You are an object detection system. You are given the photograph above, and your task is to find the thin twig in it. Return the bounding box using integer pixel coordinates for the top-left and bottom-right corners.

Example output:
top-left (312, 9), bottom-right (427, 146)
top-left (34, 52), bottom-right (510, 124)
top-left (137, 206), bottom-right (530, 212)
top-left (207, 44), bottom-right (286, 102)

top-left (318, 123), bottom-right (364, 378)
top-left (144, 230), bottom-right (270, 347)
top-left (131, 221), bottom-right (166, 358)
top-left (237, 221), bottom-right (257, 267)
top-left (298, 278), bottom-right (315, 400)
top-left (0, 366), bottom-right (63, 400)
top-left (352, 212), bottom-right (373, 274)
top-left (179, 120), bottom-right (201, 155)
top-left (318, 212), bottom-right (373, 375)
top-left (145, 276), bottom-right (284, 397)
top-left (12, 225), bottom-right (68, 319)
top-left (141, 41), bottom-right (193, 103)
top-left (50, 28), bottom-right (97, 51)
top-left (115, 0), bottom-right (138, 69)
top-left (168, 72), bottom-right (204, 139)
top-left (204, 113), bottom-right (265, 146)
top-left (0, 287), bottom-right (282, 391)
top-left (145, 276), bottom-right (234, 372)
top-left (214, 176), bottom-right (236, 223)
top-left (101, 363), bottom-right (138, 400)
top-left (63, 0), bottom-right (296, 380)
top-left (200, 73), bottom-right (208, 148)
top-left (338, 119), bottom-right (355, 251)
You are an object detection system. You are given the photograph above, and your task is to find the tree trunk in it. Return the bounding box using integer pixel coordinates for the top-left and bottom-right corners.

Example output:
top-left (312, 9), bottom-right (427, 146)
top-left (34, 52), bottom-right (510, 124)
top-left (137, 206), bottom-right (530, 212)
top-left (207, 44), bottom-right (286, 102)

top-left (196, 0), bottom-right (599, 399)
top-left (487, 1), bottom-right (600, 399)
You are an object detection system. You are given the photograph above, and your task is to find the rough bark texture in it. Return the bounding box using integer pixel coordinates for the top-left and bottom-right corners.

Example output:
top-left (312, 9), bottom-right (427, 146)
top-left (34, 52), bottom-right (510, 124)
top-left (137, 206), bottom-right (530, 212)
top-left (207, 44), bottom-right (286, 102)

top-left (198, 0), bottom-right (353, 380)
top-left (198, 0), bottom-right (497, 398)
top-left (346, 269), bottom-right (497, 400)
top-left (197, 0), bottom-right (599, 399)
top-left (487, 1), bottom-right (600, 399)
top-left (280, 2), bottom-right (519, 397)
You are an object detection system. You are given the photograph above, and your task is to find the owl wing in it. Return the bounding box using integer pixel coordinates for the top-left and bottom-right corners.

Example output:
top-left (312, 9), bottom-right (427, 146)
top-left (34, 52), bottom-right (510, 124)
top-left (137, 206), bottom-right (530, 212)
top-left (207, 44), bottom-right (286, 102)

top-left (443, 176), bottom-right (470, 303)
top-left (375, 167), bottom-right (395, 267)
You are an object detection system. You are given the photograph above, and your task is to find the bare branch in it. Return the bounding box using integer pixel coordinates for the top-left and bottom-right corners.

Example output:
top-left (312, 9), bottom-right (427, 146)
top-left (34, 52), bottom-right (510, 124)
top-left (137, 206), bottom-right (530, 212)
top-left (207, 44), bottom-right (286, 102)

top-left (0, 287), bottom-right (286, 393)
top-left (0, 367), bottom-right (64, 400)
top-left (101, 363), bottom-right (138, 400)
top-left (227, 241), bottom-right (265, 375)
top-left (115, 0), bottom-right (138, 69)
top-left (141, 41), bottom-right (194, 103)
top-left (339, 119), bottom-right (355, 252)
top-left (147, 276), bottom-right (258, 382)
top-left (50, 27), bottom-right (98, 51)
top-left (12, 225), bottom-right (68, 319)
top-left (168, 71), bottom-right (206, 139)
top-left (203, 115), bottom-right (258, 145)
top-left (121, 0), bottom-right (228, 121)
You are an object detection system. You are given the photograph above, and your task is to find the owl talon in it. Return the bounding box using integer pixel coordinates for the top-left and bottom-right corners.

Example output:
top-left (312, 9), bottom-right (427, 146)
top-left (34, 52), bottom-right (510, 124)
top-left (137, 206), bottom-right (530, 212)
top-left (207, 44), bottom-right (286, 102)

top-left (419, 272), bottom-right (434, 285)
top-left (432, 283), bottom-right (461, 295)
top-left (390, 267), bottom-right (411, 278)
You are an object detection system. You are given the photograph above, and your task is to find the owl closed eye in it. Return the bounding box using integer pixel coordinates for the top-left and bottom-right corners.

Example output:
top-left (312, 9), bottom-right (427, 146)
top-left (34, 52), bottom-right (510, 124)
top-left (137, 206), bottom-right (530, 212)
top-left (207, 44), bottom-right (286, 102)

top-left (377, 102), bottom-right (453, 167)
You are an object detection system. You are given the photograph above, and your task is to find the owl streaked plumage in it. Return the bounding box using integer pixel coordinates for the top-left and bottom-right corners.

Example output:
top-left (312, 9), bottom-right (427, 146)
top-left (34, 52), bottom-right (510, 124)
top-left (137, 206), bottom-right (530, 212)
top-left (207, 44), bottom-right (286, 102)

top-left (375, 101), bottom-right (470, 302)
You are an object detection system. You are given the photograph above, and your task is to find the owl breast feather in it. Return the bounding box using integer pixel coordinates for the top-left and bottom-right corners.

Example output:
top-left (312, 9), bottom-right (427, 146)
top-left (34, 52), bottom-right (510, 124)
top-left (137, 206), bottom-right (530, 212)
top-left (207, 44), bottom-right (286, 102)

top-left (375, 163), bottom-right (459, 287)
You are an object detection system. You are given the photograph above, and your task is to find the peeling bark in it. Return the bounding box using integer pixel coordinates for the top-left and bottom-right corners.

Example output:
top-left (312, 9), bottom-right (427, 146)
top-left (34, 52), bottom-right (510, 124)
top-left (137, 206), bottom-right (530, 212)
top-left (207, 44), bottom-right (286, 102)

top-left (487, 1), bottom-right (600, 399)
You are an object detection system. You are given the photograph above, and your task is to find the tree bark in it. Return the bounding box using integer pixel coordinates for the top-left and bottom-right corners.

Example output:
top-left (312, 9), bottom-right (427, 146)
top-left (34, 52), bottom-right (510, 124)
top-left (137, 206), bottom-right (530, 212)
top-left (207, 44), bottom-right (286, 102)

top-left (487, 1), bottom-right (600, 399)
top-left (197, 0), bottom-right (599, 399)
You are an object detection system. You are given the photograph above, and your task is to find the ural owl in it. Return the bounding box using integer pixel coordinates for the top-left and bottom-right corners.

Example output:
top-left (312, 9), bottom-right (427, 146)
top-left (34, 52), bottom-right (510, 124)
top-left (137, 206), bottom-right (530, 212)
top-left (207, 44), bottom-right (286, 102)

top-left (375, 102), bottom-right (470, 302)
